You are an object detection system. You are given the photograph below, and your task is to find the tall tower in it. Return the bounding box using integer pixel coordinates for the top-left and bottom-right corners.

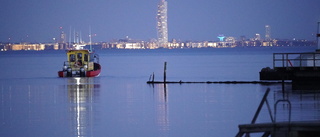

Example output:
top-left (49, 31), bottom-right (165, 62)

top-left (317, 22), bottom-right (320, 51)
top-left (265, 25), bottom-right (271, 41)
top-left (255, 33), bottom-right (261, 41)
top-left (59, 27), bottom-right (66, 43)
top-left (60, 31), bottom-right (66, 44)
top-left (59, 27), bottom-right (66, 49)
top-left (157, 0), bottom-right (168, 47)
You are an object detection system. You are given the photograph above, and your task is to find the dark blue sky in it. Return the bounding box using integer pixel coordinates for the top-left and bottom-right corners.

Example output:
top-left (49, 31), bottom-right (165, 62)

top-left (0, 0), bottom-right (320, 43)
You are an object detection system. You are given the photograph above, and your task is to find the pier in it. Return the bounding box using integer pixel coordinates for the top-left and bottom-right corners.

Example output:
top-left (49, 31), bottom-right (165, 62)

top-left (236, 88), bottom-right (320, 137)
top-left (260, 52), bottom-right (320, 90)
top-left (237, 121), bottom-right (320, 137)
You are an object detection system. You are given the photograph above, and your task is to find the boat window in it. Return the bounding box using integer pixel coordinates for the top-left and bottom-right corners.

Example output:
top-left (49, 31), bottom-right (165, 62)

top-left (90, 54), bottom-right (94, 61)
top-left (84, 54), bottom-right (88, 62)
top-left (77, 53), bottom-right (82, 60)
top-left (69, 54), bottom-right (76, 62)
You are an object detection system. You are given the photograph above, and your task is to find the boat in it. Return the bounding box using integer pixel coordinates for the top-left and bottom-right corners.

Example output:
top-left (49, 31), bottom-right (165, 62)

top-left (58, 45), bottom-right (101, 77)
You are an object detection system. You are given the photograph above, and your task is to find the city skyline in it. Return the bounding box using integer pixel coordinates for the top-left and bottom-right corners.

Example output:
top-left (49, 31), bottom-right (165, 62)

top-left (0, 0), bottom-right (320, 43)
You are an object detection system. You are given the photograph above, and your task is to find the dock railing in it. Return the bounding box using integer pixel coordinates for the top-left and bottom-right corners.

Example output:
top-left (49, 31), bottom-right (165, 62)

top-left (274, 99), bottom-right (291, 123)
top-left (273, 52), bottom-right (320, 70)
top-left (236, 88), bottom-right (294, 137)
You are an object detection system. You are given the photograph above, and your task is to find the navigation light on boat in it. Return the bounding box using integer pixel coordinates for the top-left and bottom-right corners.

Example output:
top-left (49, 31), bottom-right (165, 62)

top-left (63, 65), bottom-right (68, 71)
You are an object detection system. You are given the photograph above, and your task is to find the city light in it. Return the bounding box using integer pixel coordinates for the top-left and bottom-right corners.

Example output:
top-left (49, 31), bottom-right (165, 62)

top-left (0, 1), bottom-right (316, 51)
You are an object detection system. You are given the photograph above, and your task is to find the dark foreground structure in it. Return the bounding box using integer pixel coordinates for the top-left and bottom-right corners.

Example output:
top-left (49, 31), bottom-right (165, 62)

top-left (260, 52), bottom-right (320, 90)
top-left (237, 121), bottom-right (320, 137)
top-left (236, 88), bottom-right (320, 137)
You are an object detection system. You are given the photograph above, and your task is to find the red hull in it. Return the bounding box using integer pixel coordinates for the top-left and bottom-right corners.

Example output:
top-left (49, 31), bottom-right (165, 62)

top-left (58, 71), bottom-right (64, 77)
top-left (86, 64), bottom-right (101, 77)
top-left (58, 63), bottom-right (101, 77)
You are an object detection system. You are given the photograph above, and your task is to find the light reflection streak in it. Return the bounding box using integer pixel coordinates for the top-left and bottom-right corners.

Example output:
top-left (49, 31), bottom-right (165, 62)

top-left (155, 84), bottom-right (169, 135)
top-left (67, 77), bottom-right (99, 137)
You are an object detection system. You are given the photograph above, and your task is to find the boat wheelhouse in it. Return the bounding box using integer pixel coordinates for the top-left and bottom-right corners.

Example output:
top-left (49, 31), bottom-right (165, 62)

top-left (58, 49), bottom-right (101, 77)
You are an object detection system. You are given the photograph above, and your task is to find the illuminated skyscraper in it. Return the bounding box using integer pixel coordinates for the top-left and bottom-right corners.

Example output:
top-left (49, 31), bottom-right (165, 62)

top-left (157, 0), bottom-right (168, 47)
top-left (265, 25), bottom-right (271, 41)
top-left (59, 27), bottom-right (66, 43)
top-left (255, 33), bottom-right (261, 41)
top-left (60, 31), bottom-right (66, 44)
top-left (59, 27), bottom-right (66, 49)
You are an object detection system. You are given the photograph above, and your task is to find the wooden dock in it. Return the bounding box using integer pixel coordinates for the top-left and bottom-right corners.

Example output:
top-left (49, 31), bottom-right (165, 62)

top-left (260, 52), bottom-right (320, 90)
top-left (236, 88), bottom-right (320, 137)
top-left (236, 121), bottom-right (320, 137)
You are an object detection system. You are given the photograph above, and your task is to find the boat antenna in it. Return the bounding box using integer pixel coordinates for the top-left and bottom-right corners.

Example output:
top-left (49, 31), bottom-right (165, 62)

top-left (80, 31), bottom-right (82, 44)
top-left (69, 26), bottom-right (71, 49)
top-left (89, 26), bottom-right (92, 52)
top-left (73, 28), bottom-right (76, 44)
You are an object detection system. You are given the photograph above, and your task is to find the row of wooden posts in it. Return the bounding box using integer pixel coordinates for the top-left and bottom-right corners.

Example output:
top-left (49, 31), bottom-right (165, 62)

top-left (149, 61), bottom-right (167, 83)
top-left (147, 62), bottom-right (290, 85)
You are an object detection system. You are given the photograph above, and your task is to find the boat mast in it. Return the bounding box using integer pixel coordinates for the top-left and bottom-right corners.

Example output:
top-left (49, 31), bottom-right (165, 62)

top-left (69, 26), bottom-right (71, 49)
top-left (80, 31), bottom-right (82, 44)
top-left (73, 29), bottom-right (76, 44)
top-left (89, 26), bottom-right (92, 52)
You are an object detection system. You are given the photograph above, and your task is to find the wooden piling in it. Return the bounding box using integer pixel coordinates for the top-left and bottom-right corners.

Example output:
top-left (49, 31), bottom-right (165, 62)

top-left (164, 62), bottom-right (167, 83)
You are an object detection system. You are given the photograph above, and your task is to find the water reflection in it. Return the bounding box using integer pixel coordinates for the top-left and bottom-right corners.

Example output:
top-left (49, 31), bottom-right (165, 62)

top-left (154, 84), bottom-right (169, 136)
top-left (273, 90), bottom-right (320, 122)
top-left (67, 77), bottom-right (100, 137)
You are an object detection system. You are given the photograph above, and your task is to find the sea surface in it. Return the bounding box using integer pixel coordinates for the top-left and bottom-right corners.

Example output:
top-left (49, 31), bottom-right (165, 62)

top-left (1, 46), bottom-right (320, 137)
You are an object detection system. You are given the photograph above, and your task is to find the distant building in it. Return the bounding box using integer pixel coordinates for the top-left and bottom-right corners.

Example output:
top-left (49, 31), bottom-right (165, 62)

top-left (156, 0), bottom-right (168, 47)
top-left (60, 31), bottom-right (66, 44)
top-left (9, 43), bottom-right (46, 51)
top-left (225, 37), bottom-right (236, 46)
top-left (240, 36), bottom-right (247, 41)
top-left (217, 35), bottom-right (225, 42)
top-left (255, 33), bottom-right (261, 41)
top-left (265, 25), bottom-right (271, 41)
top-left (59, 31), bottom-right (66, 49)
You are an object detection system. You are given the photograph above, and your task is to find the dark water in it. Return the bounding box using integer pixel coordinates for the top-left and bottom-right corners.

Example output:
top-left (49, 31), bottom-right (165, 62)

top-left (1, 47), bottom-right (319, 137)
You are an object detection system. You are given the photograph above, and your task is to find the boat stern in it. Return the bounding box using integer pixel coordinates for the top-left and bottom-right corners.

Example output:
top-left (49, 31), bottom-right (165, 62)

top-left (58, 71), bottom-right (65, 77)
